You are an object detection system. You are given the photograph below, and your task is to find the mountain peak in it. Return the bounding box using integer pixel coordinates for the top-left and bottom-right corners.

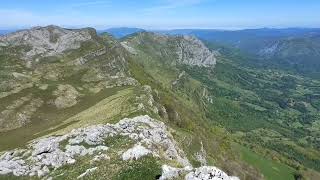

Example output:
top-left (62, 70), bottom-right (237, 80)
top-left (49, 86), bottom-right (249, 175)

top-left (0, 25), bottom-right (98, 61)
top-left (123, 32), bottom-right (218, 67)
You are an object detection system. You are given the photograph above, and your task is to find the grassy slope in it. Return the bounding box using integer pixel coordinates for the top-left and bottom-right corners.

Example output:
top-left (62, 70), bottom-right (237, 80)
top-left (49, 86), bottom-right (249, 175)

top-left (123, 36), bottom-right (265, 179)
top-left (123, 33), bottom-right (320, 179)
top-left (0, 33), bottom-right (132, 150)
top-left (235, 144), bottom-right (295, 180)
top-left (198, 43), bottom-right (320, 178)
top-left (0, 56), bottom-right (244, 179)
top-left (47, 87), bottom-right (137, 135)
top-left (2, 31), bottom-right (319, 179)
top-left (0, 87), bottom-right (129, 151)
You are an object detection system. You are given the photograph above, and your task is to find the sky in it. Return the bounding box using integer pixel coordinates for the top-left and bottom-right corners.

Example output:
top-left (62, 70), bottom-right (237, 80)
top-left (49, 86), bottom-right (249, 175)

top-left (0, 0), bottom-right (319, 30)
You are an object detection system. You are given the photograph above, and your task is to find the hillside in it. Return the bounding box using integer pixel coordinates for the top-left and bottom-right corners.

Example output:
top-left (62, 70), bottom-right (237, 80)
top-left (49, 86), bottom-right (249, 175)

top-left (100, 27), bottom-right (320, 78)
top-left (0, 25), bottom-right (136, 135)
top-left (0, 26), bottom-right (264, 180)
top-left (257, 35), bottom-right (320, 77)
top-left (122, 32), bottom-right (320, 180)
top-left (0, 26), bottom-right (319, 180)
top-left (159, 28), bottom-right (320, 79)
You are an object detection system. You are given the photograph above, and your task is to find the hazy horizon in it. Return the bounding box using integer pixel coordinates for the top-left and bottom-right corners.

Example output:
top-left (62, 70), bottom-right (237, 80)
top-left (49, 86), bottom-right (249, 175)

top-left (1, 26), bottom-right (320, 32)
top-left (1, 0), bottom-right (319, 29)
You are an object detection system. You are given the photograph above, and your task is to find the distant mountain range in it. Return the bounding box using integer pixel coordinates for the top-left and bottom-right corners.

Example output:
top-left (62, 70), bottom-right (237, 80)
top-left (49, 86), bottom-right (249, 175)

top-left (97, 27), bottom-right (145, 38)
top-left (2, 27), bottom-right (320, 78)
top-left (159, 28), bottom-right (320, 55)
top-left (5, 27), bottom-right (320, 39)
top-left (0, 30), bottom-right (17, 35)
top-left (99, 27), bottom-right (320, 78)
top-left (99, 27), bottom-right (320, 39)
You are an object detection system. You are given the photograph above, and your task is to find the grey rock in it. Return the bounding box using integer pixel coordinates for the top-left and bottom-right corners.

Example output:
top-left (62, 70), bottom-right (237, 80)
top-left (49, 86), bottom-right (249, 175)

top-left (176, 36), bottom-right (218, 67)
top-left (0, 26), bottom-right (93, 60)
top-left (121, 42), bottom-right (137, 54)
top-left (0, 115), bottom-right (238, 179)
top-left (123, 33), bottom-right (218, 67)
top-left (0, 115), bottom-right (192, 177)
top-left (0, 152), bottom-right (28, 176)
top-left (31, 136), bottom-right (63, 156)
top-left (159, 165), bottom-right (189, 180)
top-left (77, 167), bottom-right (97, 179)
top-left (35, 150), bottom-right (74, 168)
top-left (37, 166), bottom-right (49, 178)
top-left (122, 144), bottom-right (152, 161)
top-left (74, 48), bottom-right (106, 65)
top-left (185, 166), bottom-right (239, 180)
top-left (65, 145), bottom-right (87, 156)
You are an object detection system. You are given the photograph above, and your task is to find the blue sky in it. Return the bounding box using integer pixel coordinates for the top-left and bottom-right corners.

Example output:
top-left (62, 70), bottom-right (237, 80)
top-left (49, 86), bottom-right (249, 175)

top-left (0, 0), bottom-right (319, 29)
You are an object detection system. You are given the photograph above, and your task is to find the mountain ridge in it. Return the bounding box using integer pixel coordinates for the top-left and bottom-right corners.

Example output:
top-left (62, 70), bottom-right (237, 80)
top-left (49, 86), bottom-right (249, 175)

top-left (0, 25), bottom-right (266, 179)
top-left (0, 25), bottom-right (319, 180)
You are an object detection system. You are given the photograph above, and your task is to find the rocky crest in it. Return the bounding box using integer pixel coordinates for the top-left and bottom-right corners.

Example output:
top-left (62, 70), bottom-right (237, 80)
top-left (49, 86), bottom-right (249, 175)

top-left (0, 25), bottom-right (95, 60)
top-left (122, 32), bottom-right (218, 67)
top-left (0, 115), bottom-right (237, 180)
top-left (0, 116), bottom-right (189, 177)
top-left (176, 36), bottom-right (218, 67)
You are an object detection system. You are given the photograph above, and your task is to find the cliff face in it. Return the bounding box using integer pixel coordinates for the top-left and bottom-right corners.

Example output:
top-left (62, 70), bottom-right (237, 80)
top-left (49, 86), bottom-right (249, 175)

top-left (176, 35), bottom-right (218, 67)
top-left (0, 25), bottom-right (95, 60)
top-left (122, 32), bottom-right (218, 67)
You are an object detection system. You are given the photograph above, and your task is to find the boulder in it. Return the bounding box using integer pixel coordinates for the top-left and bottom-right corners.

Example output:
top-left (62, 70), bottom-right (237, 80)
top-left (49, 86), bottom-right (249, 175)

top-left (122, 144), bottom-right (152, 161)
top-left (185, 166), bottom-right (239, 180)
top-left (77, 167), bottom-right (97, 179)
top-left (53, 84), bottom-right (80, 109)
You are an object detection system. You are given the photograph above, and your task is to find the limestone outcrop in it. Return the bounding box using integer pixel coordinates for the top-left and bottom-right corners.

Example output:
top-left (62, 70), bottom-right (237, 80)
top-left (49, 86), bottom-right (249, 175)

top-left (0, 25), bottom-right (94, 60)
top-left (0, 116), bottom-right (190, 178)
top-left (122, 32), bottom-right (219, 67)
top-left (0, 115), bottom-right (238, 179)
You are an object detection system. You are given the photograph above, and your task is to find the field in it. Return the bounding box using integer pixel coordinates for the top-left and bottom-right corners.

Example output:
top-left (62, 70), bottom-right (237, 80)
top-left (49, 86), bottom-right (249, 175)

top-left (177, 43), bottom-right (320, 178)
top-left (235, 144), bottom-right (296, 180)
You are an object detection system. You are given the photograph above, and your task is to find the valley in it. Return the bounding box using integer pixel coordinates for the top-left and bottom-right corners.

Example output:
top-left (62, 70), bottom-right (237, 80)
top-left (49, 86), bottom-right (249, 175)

top-left (0, 26), bottom-right (319, 180)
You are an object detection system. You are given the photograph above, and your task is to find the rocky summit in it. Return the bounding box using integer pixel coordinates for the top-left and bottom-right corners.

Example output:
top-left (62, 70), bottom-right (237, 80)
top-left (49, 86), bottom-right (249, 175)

top-left (0, 25), bottom-right (94, 61)
top-left (122, 32), bottom-right (218, 67)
